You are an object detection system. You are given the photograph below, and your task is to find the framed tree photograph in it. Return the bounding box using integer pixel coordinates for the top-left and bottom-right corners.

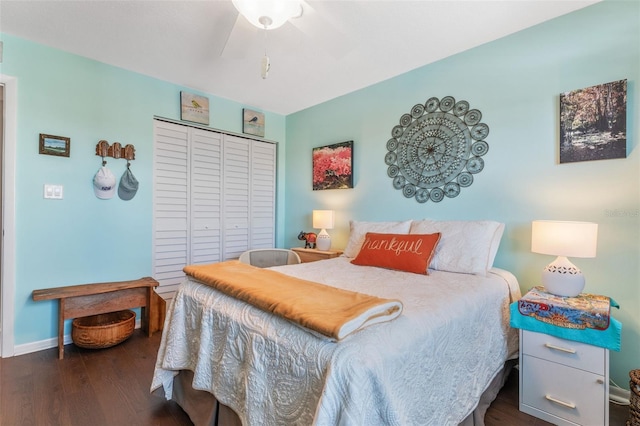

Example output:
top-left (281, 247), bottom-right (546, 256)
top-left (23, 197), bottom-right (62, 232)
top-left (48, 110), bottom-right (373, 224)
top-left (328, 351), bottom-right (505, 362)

top-left (560, 79), bottom-right (627, 163)
top-left (39, 134), bottom-right (70, 157)
top-left (312, 141), bottom-right (353, 190)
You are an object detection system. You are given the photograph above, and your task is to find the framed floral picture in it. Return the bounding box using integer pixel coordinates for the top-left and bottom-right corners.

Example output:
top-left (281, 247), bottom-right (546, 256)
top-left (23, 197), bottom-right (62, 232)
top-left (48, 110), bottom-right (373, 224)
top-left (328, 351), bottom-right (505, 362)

top-left (312, 141), bottom-right (353, 190)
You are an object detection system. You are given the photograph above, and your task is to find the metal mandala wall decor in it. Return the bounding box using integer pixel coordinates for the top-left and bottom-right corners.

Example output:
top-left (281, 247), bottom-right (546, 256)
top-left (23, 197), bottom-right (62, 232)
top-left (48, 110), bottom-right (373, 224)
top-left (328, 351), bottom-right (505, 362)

top-left (385, 96), bottom-right (489, 203)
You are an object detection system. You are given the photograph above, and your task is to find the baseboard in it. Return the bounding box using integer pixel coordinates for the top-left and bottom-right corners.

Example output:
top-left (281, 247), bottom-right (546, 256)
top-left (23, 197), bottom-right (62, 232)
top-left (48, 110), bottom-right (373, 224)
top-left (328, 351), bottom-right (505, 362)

top-left (610, 384), bottom-right (631, 405)
top-left (12, 319), bottom-right (142, 357)
top-left (13, 335), bottom-right (70, 356)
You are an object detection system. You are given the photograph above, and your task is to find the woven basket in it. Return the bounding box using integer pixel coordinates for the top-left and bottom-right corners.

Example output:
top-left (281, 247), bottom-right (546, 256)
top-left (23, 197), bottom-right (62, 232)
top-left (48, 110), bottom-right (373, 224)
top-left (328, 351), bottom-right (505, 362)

top-left (628, 369), bottom-right (640, 426)
top-left (72, 310), bottom-right (136, 349)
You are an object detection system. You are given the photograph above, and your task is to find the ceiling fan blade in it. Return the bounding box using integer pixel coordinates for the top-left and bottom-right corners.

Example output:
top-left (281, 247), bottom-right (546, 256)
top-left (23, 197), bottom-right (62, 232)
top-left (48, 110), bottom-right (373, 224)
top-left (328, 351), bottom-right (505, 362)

top-left (288, 0), bottom-right (353, 59)
top-left (220, 12), bottom-right (260, 59)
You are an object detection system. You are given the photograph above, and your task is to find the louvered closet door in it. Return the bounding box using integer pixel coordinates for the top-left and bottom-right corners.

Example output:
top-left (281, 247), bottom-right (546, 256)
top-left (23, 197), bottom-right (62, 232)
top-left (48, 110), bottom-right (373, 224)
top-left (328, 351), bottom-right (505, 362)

top-left (190, 129), bottom-right (223, 265)
top-left (222, 136), bottom-right (276, 258)
top-left (153, 120), bottom-right (276, 295)
top-left (153, 122), bottom-right (223, 296)
top-left (152, 121), bottom-right (190, 297)
top-left (222, 135), bottom-right (251, 260)
top-left (250, 141), bottom-right (276, 248)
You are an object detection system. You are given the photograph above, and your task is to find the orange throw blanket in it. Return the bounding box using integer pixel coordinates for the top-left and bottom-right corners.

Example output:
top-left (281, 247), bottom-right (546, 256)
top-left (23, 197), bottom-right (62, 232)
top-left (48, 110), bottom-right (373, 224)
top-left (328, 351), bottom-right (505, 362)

top-left (183, 261), bottom-right (403, 340)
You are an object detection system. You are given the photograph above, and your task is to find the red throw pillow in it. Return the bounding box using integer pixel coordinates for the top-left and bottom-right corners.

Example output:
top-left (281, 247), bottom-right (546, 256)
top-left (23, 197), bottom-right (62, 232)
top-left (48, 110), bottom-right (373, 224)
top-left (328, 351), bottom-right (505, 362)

top-left (350, 232), bottom-right (441, 274)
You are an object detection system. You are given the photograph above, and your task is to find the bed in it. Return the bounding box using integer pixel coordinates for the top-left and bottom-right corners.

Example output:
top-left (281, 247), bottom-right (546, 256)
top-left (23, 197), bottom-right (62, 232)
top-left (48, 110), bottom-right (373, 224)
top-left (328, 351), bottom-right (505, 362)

top-left (152, 220), bottom-right (521, 425)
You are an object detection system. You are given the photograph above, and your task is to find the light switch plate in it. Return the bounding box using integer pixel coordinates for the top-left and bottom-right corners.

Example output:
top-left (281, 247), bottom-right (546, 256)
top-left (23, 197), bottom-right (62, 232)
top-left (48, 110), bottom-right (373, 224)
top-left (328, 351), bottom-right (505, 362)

top-left (44, 184), bottom-right (63, 199)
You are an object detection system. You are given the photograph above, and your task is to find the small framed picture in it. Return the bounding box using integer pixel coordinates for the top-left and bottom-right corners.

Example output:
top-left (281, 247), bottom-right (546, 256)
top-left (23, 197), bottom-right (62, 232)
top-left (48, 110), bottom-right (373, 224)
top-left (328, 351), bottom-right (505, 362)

top-left (313, 141), bottom-right (354, 190)
top-left (560, 79), bottom-right (627, 163)
top-left (243, 109), bottom-right (265, 137)
top-left (39, 134), bottom-right (70, 157)
top-left (180, 91), bottom-right (210, 125)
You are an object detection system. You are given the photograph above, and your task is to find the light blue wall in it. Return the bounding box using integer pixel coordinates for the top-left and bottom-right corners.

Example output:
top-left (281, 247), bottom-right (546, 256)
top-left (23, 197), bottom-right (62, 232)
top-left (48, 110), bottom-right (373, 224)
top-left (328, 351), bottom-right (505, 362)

top-left (284, 1), bottom-right (639, 385)
top-left (0, 34), bottom-right (286, 344)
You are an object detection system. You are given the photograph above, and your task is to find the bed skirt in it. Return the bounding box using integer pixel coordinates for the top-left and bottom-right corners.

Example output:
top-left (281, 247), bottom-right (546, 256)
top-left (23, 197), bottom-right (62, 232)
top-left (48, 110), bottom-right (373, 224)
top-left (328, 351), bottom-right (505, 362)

top-left (161, 360), bottom-right (516, 426)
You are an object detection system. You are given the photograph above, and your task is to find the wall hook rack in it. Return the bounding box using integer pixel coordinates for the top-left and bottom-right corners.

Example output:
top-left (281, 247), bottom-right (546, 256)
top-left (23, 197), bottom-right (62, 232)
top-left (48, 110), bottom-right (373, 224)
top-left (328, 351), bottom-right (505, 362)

top-left (95, 140), bottom-right (136, 161)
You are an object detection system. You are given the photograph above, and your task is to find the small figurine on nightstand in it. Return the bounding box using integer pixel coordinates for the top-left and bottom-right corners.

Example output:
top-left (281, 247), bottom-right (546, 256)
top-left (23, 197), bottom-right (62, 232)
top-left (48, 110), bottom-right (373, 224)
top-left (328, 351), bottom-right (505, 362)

top-left (297, 231), bottom-right (317, 249)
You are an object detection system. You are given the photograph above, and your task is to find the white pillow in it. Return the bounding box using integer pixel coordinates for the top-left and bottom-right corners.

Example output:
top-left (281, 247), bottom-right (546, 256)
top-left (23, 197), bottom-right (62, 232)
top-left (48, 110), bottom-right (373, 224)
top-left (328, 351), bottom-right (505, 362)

top-left (343, 220), bottom-right (413, 258)
top-left (409, 220), bottom-right (505, 275)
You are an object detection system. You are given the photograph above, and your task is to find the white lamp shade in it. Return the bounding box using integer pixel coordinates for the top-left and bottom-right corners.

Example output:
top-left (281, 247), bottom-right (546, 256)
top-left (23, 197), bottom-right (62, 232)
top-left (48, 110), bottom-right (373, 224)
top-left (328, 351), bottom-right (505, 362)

top-left (313, 210), bottom-right (334, 251)
top-left (232, 0), bottom-right (301, 29)
top-left (312, 210), bottom-right (334, 230)
top-left (531, 220), bottom-right (598, 297)
top-left (531, 220), bottom-right (598, 258)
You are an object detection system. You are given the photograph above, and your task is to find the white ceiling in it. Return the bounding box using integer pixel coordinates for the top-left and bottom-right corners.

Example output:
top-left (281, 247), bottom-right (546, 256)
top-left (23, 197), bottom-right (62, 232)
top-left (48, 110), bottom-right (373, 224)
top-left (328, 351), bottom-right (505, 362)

top-left (0, 0), bottom-right (599, 115)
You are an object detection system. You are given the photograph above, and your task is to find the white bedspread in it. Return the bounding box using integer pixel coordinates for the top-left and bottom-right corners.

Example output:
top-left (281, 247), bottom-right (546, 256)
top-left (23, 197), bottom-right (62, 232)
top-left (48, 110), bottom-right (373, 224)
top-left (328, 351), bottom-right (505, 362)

top-left (152, 257), bottom-right (520, 425)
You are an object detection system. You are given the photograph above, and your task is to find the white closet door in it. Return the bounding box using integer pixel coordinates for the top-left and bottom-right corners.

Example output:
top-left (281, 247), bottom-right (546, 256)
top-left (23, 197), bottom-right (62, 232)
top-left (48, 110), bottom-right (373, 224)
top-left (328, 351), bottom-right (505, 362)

top-left (153, 120), bottom-right (277, 296)
top-left (190, 129), bottom-right (223, 265)
top-left (222, 135), bottom-right (250, 260)
top-left (152, 121), bottom-right (190, 296)
top-left (250, 140), bottom-right (276, 248)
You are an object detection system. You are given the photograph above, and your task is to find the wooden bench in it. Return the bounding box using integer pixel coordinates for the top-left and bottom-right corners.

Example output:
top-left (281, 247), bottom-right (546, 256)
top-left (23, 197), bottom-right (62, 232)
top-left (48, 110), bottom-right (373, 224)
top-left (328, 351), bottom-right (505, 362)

top-left (32, 277), bottom-right (165, 359)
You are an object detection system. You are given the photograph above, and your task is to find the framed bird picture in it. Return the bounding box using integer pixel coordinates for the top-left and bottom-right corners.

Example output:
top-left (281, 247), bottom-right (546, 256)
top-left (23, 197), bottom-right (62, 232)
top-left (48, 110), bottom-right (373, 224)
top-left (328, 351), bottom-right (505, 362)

top-left (242, 109), bottom-right (265, 137)
top-left (180, 91), bottom-right (210, 125)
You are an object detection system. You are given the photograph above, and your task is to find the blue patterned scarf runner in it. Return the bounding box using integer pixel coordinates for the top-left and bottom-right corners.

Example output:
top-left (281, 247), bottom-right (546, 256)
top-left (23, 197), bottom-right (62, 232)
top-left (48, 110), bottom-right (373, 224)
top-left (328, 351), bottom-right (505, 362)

top-left (518, 286), bottom-right (614, 330)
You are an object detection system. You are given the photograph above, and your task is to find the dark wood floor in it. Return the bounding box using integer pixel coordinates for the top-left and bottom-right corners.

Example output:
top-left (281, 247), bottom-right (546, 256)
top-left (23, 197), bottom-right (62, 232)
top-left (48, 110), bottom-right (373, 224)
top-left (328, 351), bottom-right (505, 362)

top-left (1, 329), bottom-right (631, 425)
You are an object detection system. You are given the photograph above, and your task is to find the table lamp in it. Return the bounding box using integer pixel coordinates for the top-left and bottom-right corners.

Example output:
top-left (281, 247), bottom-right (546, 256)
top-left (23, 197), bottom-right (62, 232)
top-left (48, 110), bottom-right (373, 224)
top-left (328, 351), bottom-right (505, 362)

top-left (313, 210), bottom-right (334, 251)
top-left (531, 220), bottom-right (598, 297)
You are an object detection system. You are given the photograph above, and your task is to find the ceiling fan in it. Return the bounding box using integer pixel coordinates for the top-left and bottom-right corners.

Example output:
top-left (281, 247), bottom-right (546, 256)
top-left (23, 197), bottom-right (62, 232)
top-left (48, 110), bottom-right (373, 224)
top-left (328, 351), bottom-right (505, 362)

top-left (232, 0), bottom-right (303, 30)
top-left (221, 0), bottom-right (351, 79)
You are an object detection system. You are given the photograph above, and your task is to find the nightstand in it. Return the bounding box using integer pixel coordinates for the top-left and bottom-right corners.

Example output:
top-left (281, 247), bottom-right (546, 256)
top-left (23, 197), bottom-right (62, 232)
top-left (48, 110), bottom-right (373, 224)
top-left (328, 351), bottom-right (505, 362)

top-left (291, 247), bottom-right (342, 263)
top-left (512, 287), bottom-right (619, 426)
top-left (519, 329), bottom-right (609, 426)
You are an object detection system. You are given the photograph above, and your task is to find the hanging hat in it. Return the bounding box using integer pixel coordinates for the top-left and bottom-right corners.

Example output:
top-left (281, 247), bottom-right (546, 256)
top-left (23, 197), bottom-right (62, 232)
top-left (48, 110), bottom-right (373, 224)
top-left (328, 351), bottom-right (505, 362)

top-left (118, 167), bottom-right (139, 201)
top-left (93, 166), bottom-right (116, 199)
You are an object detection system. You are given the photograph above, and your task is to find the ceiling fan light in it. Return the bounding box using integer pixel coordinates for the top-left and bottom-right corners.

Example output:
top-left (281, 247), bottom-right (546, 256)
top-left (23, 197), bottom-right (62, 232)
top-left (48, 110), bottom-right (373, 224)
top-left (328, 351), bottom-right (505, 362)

top-left (232, 0), bottom-right (301, 30)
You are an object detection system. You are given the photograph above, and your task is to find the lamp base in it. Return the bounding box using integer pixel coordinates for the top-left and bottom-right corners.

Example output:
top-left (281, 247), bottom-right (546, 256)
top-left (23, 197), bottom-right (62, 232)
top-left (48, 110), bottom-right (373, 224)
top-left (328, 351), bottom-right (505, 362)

top-left (541, 256), bottom-right (585, 297)
top-left (316, 229), bottom-right (331, 251)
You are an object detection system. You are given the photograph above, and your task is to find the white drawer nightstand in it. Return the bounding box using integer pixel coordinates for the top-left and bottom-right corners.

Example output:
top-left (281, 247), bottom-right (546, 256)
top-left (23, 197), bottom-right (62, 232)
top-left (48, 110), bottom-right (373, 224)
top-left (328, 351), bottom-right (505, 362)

top-left (512, 287), bottom-right (621, 426)
top-left (519, 329), bottom-right (609, 426)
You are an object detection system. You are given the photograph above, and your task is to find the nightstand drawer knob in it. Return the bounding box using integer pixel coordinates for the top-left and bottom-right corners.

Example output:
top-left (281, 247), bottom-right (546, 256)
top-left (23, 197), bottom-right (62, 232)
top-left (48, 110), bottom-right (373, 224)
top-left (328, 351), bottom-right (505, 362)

top-left (596, 379), bottom-right (604, 384)
top-left (544, 343), bottom-right (576, 354)
top-left (545, 395), bottom-right (576, 409)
